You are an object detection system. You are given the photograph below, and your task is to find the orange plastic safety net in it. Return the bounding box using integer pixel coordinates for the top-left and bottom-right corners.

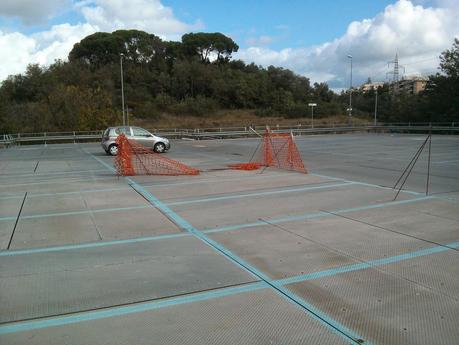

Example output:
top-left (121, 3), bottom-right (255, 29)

top-left (228, 129), bottom-right (307, 174)
top-left (114, 134), bottom-right (199, 176)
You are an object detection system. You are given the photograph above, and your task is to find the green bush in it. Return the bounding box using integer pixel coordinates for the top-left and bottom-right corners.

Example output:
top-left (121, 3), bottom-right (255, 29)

top-left (172, 96), bottom-right (218, 116)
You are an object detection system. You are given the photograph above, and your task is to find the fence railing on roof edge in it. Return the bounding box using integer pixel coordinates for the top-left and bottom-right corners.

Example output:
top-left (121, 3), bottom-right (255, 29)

top-left (1, 122), bottom-right (458, 146)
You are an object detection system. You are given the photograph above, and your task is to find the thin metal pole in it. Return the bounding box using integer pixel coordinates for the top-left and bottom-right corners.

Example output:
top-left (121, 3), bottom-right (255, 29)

top-left (120, 53), bottom-right (125, 126)
top-left (311, 106), bottom-right (314, 129)
top-left (374, 88), bottom-right (378, 126)
top-left (393, 142), bottom-right (425, 201)
top-left (393, 135), bottom-right (429, 189)
top-left (426, 133), bottom-right (432, 195)
top-left (349, 56), bottom-right (352, 119)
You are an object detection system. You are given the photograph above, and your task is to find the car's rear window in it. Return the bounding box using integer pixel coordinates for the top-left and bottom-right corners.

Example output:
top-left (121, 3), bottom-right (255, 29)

top-left (115, 127), bottom-right (130, 135)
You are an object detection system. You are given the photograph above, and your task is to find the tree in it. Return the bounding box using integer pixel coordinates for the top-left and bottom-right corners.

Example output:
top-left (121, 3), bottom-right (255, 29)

top-left (439, 38), bottom-right (459, 78)
top-left (422, 38), bottom-right (459, 121)
top-left (69, 30), bottom-right (166, 65)
top-left (181, 32), bottom-right (239, 63)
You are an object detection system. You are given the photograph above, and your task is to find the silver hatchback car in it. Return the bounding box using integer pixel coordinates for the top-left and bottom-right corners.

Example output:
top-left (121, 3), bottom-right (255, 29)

top-left (101, 126), bottom-right (170, 155)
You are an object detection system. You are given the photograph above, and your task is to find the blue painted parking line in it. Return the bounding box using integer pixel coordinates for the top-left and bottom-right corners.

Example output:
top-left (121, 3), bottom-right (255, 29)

top-left (0, 232), bottom-right (188, 256)
top-left (126, 177), bottom-right (369, 345)
top-left (0, 205), bottom-right (152, 222)
top-left (207, 195), bottom-right (432, 234)
top-left (311, 172), bottom-right (459, 203)
top-left (0, 181), bottom-right (354, 222)
top-left (2, 239), bottom-right (458, 335)
top-left (0, 170), bottom-right (300, 200)
top-left (0, 282), bottom-right (267, 335)
top-left (276, 241), bottom-right (459, 286)
top-left (0, 168), bottom-right (108, 179)
top-left (167, 182), bottom-right (354, 206)
top-left (310, 172), bottom-right (423, 196)
top-left (0, 147), bottom-right (442, 342)
top-left (0, 195), bottom-right (432, 256)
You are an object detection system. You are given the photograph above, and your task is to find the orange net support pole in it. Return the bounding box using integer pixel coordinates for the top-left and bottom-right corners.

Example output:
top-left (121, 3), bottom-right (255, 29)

top-left (114, 134), bottom-right (135, 176)
top-left (114, 134), bottom-right (199, 176)
top-left (264, 130), bottom-right (274, 167)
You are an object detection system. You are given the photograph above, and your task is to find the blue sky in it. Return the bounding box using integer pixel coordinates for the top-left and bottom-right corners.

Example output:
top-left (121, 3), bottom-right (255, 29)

top-left (0, 0), bottom-right (458, 87)
top-left (164, 0), bottom-right (396, 49)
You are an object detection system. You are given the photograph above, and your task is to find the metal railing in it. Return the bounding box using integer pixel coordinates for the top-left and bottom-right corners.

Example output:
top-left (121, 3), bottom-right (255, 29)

top-left (1, 122), bottom-right (457, 146)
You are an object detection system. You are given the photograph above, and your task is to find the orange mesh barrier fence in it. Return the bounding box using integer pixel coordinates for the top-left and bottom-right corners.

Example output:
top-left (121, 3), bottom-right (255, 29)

top-left (114, 134), bottom-right (199, 176)
top-left (227, 162), bottom-right (262, 171)
top-left (228, 129), bottom-right (307, 174)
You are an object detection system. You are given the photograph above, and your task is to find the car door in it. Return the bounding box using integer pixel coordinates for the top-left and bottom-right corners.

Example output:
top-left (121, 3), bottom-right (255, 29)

top-left (131, 127), bottom-right (154, 148)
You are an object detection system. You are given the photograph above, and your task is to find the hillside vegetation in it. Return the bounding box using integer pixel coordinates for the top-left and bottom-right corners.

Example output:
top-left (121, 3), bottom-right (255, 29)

top-left (0, 31), bottom-right (457, 133)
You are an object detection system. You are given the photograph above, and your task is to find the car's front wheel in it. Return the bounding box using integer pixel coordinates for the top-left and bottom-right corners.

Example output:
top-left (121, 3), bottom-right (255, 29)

top-left (154, 142), bottom-right (166, 153)
top-left (108, 144), bottom-right (118, 156)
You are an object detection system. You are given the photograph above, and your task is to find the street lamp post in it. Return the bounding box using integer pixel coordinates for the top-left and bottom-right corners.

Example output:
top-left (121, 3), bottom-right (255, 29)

top-left (347, 55), bottom-right (353, 122)
top-left (308, 103), bottom-right (317, 129)
top-left (120, 53), bottom-right (126, 126)
top-left (374, 87), bottom-right (378, 126)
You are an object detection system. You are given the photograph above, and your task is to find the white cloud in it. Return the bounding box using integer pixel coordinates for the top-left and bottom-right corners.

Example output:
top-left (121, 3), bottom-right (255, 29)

top-left (0, 0), bottom-right (197, 81)
top-left (0, 0), bottom-right (69, 24)
top-left (236, 0), bottom-right (459, 88)
top-left (0, 23), bottom-right (97, 80)
top-left (245, 35), bottom-right (274, 47)
top-left (78, 0), bottom-right (201, 40)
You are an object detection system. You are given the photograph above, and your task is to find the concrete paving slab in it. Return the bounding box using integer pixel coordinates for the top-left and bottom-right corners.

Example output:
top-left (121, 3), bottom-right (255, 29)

top-left (0, 221), bottom-right (14, 249)
top-left (0, 197), bottom-right (24, 218)
top-left (0, 161), bottom-right (38, 175)
top-left (275, 215), bottom-right (437, 262)
top-left (146, 172), bottom-right (332, 202)
top-left (10, 214), bottom-right (100, 249)
top-left (346, 200), bottom-right (459, 245)
top-left (0, 236), bottom-right (256, 323)
top-left (173, 183), bottom-right (414, 231)
top-left (92, 207), bottom-right (181, 240)
top-left (379, 250), bottom-right (459, 300)
top-left (0, 175), bottom-right (123, 195)
top-left (82, 188), bottom-right (150, 209)
top-left (286, 267), bottom-right (459, 345)
top-left (20, 193), bottom-right (87, 216)
top-left (0, 289), bottom-right (352, 345)
top-left (209, 223), bottom-right (357, 280)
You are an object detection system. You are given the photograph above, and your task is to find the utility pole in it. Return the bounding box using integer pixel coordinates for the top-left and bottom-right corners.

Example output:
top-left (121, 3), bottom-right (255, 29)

top-left (374, 87), bottom-right (378, 126)
top-left (347, 55), bottom-right (353, 122)
top-left (308, 103), bottom-right (317, 128)
top-left (387, 53), bottom-right (405, 93)
top-left (120, 53), bottom-right (126, 125)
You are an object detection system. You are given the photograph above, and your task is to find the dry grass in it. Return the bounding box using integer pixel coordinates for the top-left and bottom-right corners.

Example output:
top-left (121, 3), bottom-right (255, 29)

top-left (133, 110), bottom-right (372, 130)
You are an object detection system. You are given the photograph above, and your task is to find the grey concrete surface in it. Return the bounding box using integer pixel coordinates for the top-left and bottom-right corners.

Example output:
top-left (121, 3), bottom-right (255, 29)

top-left (0, 289), bottom-right (352, 345)
top-left (287, 268), bottom-right (459, 345)
top-left (1, 236), bottom-right (255, 323)
top-left (0, 133), bottom-right (458, 345)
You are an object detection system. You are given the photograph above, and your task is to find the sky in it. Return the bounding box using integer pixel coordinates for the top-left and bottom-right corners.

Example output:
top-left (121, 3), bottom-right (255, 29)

top-left (0, 0), bottom-right (458, 89)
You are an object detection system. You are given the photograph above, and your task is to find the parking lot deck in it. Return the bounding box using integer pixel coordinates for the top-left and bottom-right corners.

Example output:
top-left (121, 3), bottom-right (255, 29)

top-left (1, 133), bottom-right (458, 345)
